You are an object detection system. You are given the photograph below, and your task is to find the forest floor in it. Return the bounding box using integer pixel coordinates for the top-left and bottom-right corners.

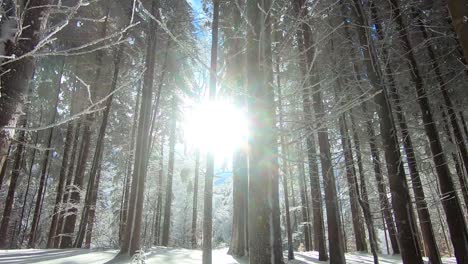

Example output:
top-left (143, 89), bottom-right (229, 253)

top-left (0, 247), bottom-right (457, 264)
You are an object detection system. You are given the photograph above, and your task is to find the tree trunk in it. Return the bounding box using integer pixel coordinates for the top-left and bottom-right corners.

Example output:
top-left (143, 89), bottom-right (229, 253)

top-left (370, 7), bottom-right (441, 261)
top-left (18, 110), bottom-right (43, 247)
top-left (0, 145), bottom-right (11, 190)
top-left (335, 80), bottom-right (367, 252)
top-left (119, 83), bottom-right (141, 246)
top-left (389, 0), bottom-right (468, 261)
top-left (441, 108), bottom-right (468, 212)
top-left (297, 144), bottom-right (311, 252)
top-left (153, 134), bottom-right (164, 245)
top-left (0, 0), bottom-right (51, 175)
top-left (295, 0), bottom-right (346, 261)
top-left (161, 98), bottom-right (177, 247)
top-left (246, 0), bottom-right (280, 262)
top-left (447, 0), bottom-right (468, 63)
top-left (0, 112), bottom-right (28, 248)
top-left (292, 0), bottom-right (328, 259)
top-left (28, 58), bottom-right (65, 248)
top-left (276, 46), bottom-right (294, 260)
top-left (75, 40), bottom-right (125, 249)
top-left (191, 150), bottom-right (200, 248)
top-left (47, 88), bottom-right (76, 249)
top-left (350, 1), bottom-right (423, 262)
top-left (202, 1), bottom-right (219, 263)
top-left (349, 113), bottom-right (379, 262)
top-left (55, 120), bottom-right (81, 248)
top-left (227, 0), bottom-right (249, 257)
top-left (120, 0), bottom-right (158, 255)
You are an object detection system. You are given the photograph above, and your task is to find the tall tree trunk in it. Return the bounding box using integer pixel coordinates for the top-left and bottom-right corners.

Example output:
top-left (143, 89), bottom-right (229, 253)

top-left (246, 0), bottom-right (281, 262)
top-left (120, 0), bottom-right (158, 255)
top-left (389, 0), bottom-right (468, 261)
top-left (119, 83), bottom-right (141, 246)
top-left (153, 134), bottom-right (164, 245)
top-left (447, 0), bottom-right (468, 63)
top-left (0, 0), bottom-right (51, 174)
top-left (334, 77), bottom-right (367, 252)
top-left (349, 113), bottom-right (379, 262)
top-left (60, 8), bottom-right (110, 247)
top-left (0, 145), bottom-right (11, 190)
top-left (202, 1), bottom-right (219, 263)
top-left (55, 120), bottom-right (81, 248)
top-left (292, 0), bottom-right (328, 259)
top-left (350, 1), bottom-right (423, 262)
top-left (0, 112), bottom-right (28, 248)
top-left (295, 0), bottom-right (346, 261)
top-left (441, 108), bottom-right (468, 211)
top-left (227, 0), bottom-right (248, 257)
top-left (297, 143), bottom-right (311, 252)
top-left (276, 47), bottom-right (294, 260)
top-left (161, 98), bottom-right (177, 247)
top-left (191, 150), bottom-right (200, 248)
top-left (18, 110), bottom-right (43, 247)
top-left (416, 10), bottom-right (468, 199)
top-left (28, 58), bottom-right (65, 248)
top-left (47, 89), bottom-right (75, 249)
top-left (75, 40), bottom-right (125, 249)
top-left (370, 4), bottom-right (441, 262)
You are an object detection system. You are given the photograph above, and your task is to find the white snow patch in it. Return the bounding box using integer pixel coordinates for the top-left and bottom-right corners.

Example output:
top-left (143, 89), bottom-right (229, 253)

top-left (0, 247), bottom-right (457, 264)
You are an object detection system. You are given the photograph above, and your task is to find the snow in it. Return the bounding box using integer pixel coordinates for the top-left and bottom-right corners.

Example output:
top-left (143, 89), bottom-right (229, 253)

top-left (0, 247), bottom-right (457, 264)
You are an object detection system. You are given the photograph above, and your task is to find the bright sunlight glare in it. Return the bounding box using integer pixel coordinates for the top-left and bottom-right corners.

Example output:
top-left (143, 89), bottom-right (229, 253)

top-left (184, 100), bottom-right (248, 159)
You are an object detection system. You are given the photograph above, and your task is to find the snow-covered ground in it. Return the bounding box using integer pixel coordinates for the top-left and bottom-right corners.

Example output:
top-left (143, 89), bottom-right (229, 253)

top-left (0, 247), bottom-right (457, 263)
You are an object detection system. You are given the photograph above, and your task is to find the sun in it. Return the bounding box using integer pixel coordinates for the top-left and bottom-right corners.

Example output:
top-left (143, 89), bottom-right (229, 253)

top-left (184, 99), bottom-right (248, 159)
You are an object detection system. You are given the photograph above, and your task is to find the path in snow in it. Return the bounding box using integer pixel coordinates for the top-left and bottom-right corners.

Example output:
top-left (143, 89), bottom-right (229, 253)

top-left (0, 247), bottom-right (457, 263)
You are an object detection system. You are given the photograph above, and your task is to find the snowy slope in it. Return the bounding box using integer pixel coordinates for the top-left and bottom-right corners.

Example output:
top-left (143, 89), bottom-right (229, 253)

top-left (0, 247), bottom-right (457, 264)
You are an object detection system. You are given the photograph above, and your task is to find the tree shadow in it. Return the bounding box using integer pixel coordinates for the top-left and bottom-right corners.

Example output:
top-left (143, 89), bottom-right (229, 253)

top-left (0, 249), bottom-right (114, 264)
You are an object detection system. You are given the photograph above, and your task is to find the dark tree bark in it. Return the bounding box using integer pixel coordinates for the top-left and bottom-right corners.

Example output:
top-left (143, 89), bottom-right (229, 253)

top-left (0, 0), bottom-right (51, 174)
top-left (202, 1), bottom-right (219, 263)
top-left (448, 0), bottom-right (468, 63)
top-left (28, 58), bottom-right (65, 248)
top-left (161, 98), bottom-right (177, 247)
top-left (389, 0), bottom-right (468, 262)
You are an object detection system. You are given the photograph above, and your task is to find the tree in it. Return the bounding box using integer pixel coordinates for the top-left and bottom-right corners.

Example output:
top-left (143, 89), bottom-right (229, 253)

top-left (161, 97), bottom-right (177, 246)
top-left (0, 0), bottom-right (52, 173)
top-left (202, 1), bottom-right (219, 263)
top-left (447, 0), bottom-right (468, 63)
top-left (120, 0), bottom-right (159, 255)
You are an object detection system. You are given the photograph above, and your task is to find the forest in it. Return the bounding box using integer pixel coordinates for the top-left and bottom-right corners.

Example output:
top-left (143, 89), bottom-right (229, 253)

top-left (0, 0), bottom-right (467, 263)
